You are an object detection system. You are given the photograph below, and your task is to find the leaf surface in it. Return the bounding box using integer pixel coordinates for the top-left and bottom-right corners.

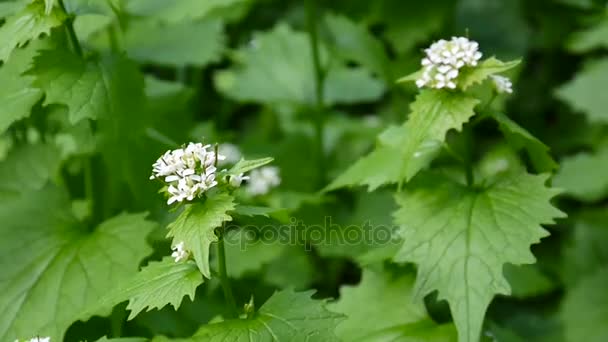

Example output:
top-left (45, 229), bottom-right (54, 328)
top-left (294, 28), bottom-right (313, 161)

top-left (393, 172), bottom-right (564, 342)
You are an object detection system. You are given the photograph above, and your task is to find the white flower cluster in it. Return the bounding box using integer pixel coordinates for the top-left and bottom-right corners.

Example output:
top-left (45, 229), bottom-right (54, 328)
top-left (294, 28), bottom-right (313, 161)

top-left (150, 142), bottom-right (225, 205)
top-left (490, 75), bottom-right (513, 94)
top-left (416, 37), bottom-right (483, 89)
top-left (171, 241), bottom-right (189, 262)
top-left (247, 166), bottom-right (281, 196)
top-left (218, 143), bottom-right (242, 166)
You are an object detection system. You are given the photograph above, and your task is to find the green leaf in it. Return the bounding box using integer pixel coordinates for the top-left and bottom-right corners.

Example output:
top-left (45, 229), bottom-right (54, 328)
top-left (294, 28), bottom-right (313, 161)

top-left (568, 18), bottom-right (608, 53)
top-left (125, 0), bottom-right (248, 23)
top-left (554, 146), bottom-right (608, 202)
top-left (189, 288), bottom-right (344, 341)
top-left (492, 112), bottom-right (558, 172)
top-left (28, 49), bottom-right (129, 124)
top-left (167, 193), bottom-right (235, 278)
top-left (0, 39), bottom-right (47, 134)
top-left (393, 172), bottom-right (564, 342)
top-left (121, 19), bottom-right (225, 67)
top-left (0, 186), bottom-right (155, 341)
top-left (458, 57), bottom-right (520, 90)
top-left (44, 0), bottom-right (55, 14)
top-left (555, 59), bottom-right (608, 124)
top-left (99, 257), bottom-right (203, 320)
top-left (324, 14), bottom-right (391, 81)
top-left (63, 0), bottom-right (117, 15)
top-left (327, 91), bottom-right (479, 190)
top-left (223, 229), bottom-right (286, 278)
top-left (0, 143), bottom-right (61, 193)
top-left (0, 0), bottom-right (64, 63)
top-left (226, 157), bottom-right (274, 175)
top-left (560, 267), bottom-right (608, 342)
top-left (214, 24), bottom-right (384, 106)
top-left (328, 268), bottom-right (456, 341)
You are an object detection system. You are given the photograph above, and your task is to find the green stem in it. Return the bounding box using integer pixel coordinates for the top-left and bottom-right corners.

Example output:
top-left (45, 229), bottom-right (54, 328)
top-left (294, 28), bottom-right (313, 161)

top-left (58, 0), bottom-right (83, 57)
top-left (463, 124), bottom-right (474, 187)
top-left (305, 0), bottom-right (326, 188)
top-left (217, 228), bottom-right (238, 318)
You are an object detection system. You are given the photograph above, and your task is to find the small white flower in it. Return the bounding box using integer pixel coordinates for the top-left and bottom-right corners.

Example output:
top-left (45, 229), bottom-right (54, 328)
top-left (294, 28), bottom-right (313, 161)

top-left (247, 166), bottom-right (281, 196)
top-left (416, 36), bottom-right (483, 90)
top-left (150, 142), bottom-right (225, 205)
top-left (171, 242), bottom-right (189, 262)
top-left (218, 143), bottom-right (242, 165)
top-left (490, 75), bottom-right (513, 94)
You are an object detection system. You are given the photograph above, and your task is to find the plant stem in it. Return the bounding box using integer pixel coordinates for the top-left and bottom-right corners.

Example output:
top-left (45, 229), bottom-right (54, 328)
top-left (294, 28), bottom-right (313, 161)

top-left (58, 0), bottom-right (83, 57)
top-left (463, 124), bottom-right (474, 187)
top-left (217, 227), bottom-right (238, 318)
top-left (305, 0), bottom-right (326, 188)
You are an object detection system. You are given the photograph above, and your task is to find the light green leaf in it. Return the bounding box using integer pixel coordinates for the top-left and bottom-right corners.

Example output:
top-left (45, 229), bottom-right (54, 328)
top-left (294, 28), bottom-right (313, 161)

top-left (458, 57), bottom-right (520, 90)
top-left (0, 37), bottom-right (49, 133)
top-left (327, 91), bottom-right (479, 190)
top-left (167, 193), bottom-right (235, 278)
top-left (393, 172), bottom-right (564, 342)
top-left (328, 268), bottom-right (456, 341)
top-left (492, 112), bottom-right (558, 172)
top-left (214, 24), bottom-right (384, 106)
top-left (226, 157), bottom-right (274, 176)
top-left (28, 49), bottom-right (126, 124)
top-left (63, 0), bottom-right (117, 15)
top-left (554, 146), bottom-right (608, 202)
top-left (0, 186), bottom-right (155, 341)
top-left (125, 0), bottom-right (248, 23)
top-left (561, 267), bottom-right (608, 342)
top-left (568, 18), bottom-right (608, 53)
top-left (555, 59), bottom-right (608, 124)
top-left (121, 19), bottom-right (225, 67)
top-left (0, 143), bottom-right (61, 193)
top-left (231, 205), bottom-right (277, 218)
top-left (0, 0), bottom-right (64, 63)
top-left (190, 288), bottom-right (344, 341)
top-left (99, 257), bottom-right (203, 320)
top-left (324, 14), bottom-right (391, 81)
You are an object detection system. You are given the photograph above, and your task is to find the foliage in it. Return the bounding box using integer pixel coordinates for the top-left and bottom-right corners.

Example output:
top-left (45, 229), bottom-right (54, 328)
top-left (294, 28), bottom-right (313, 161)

top-left (0, 0), bottom-right (606, 341)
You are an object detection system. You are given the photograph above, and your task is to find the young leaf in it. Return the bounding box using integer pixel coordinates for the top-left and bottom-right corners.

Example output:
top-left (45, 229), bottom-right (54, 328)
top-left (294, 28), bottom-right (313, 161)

top-left (98, 257), bottom-right (203, 320)
top-left (189, 289), bottom-right (344, 341)
top-left (560, 267), bottom-right (608, 342)
top-left (393, 172), bottom-right (564, 342)
top-left (0, 39), bottom-right (47, 134)
top-left (328, 268), bottom-right (456, 341)
top-left (167, 193), bottom-right (235, 278)
top-left (226, 157), bottom-right (274, 175)
top-left (554, 146), bottom-right (608, 202)
top-left (0, 186), bottom-right (155, 341)
top-left (555, 59), bottom-right (608, 124)
top-left (28, 50), bottom-right (126, 124)
top-left (214, 24), bottom-right (384, 106)
top-left (0, 0), bottom-right (65, 63)
top-left (458, 57), bottom-right (520, 90)
top-left (328, 91), bottom-right (479, 190)
top-left (120, 19), bottom-right (225, 67)
top-left (492, 112), bottom-right (558, 172)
